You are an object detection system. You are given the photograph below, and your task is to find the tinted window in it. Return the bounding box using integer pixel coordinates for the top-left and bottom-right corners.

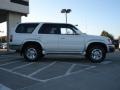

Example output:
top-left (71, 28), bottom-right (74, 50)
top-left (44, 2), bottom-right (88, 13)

top-left (16, 23), bottom-right (39, 33)
top-left (61, 28), bottom-right (75, 35)
top-left (38, 24), bottom-right (60, 34)
top-left (60, 24), bottom-right (76, 35)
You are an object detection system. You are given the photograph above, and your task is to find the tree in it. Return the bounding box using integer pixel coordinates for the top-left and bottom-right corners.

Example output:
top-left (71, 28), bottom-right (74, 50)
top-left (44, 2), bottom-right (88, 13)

top-left (101, 30), bottom-right (114, 40)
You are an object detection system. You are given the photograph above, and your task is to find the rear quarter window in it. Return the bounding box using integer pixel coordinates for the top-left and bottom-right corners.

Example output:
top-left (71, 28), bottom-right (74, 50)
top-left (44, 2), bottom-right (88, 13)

top-left (16, 23), bottom-right (39, 33)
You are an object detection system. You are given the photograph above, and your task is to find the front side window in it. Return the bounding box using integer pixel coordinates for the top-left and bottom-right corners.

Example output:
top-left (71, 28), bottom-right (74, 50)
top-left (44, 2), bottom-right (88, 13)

top-left (60, 24), bottom-right (76, 35)
top-left (16, 23), bottom-right (39, 33)
top-left (61, 28), bottom-right (75, 35)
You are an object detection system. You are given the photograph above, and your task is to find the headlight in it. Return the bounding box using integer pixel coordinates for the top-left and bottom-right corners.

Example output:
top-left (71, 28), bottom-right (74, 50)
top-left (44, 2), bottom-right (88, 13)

top-left (107, 38), bottom-right (112, 44)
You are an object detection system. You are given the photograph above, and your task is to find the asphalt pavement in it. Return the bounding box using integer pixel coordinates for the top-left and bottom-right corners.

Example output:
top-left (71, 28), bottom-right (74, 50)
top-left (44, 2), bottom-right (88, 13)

top-left (0, 50), bottom-right (120, 90)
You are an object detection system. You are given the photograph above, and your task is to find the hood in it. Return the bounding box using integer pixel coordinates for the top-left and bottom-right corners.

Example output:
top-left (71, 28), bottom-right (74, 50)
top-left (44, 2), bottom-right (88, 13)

top-left (85, 34), bottom-right (107, 40)
top-left (82, 34), bottom-right (110, 44)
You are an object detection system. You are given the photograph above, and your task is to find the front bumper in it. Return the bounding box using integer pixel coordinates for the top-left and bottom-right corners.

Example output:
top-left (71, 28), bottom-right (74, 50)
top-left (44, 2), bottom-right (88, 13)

top-left (118, 43), bottom-right (120, 50)
top-left (107, 44), bottom-right (115, 53)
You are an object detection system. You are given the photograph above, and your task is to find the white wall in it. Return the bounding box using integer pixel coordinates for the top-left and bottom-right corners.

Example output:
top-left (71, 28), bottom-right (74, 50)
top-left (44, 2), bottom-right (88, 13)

top-left (7, 12), bottom-right (21, 50)
top-left (0, 22), bottom-right (7, 36)
top-left (0, 0), bottom-right (29, 14)
top-left (7, 12), bottom-right (21, 34)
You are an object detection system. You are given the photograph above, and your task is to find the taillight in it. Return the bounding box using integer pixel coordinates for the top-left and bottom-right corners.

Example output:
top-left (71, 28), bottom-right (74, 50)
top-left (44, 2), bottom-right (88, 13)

top-left (10, 35), bottom-right (13, 42)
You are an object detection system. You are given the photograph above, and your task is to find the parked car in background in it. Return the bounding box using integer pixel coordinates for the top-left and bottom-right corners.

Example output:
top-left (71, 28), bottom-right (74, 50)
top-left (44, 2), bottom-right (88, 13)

top-left (119, 43), bottom-right (120, 50)
top-left (0, 43), bottom-right (7, 49)
top-left (113, 40), bottom-right (119, 49)
top-left (0, 43), bottom-right (2, 49)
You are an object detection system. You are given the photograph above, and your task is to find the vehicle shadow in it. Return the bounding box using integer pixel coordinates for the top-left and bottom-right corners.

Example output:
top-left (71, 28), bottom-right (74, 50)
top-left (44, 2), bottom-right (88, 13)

top-left (39, 55), bottom-right (92, 64)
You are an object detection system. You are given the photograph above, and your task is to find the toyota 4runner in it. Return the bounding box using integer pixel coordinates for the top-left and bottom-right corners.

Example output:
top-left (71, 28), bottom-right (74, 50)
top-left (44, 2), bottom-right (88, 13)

top-left (9, 22), bottom-right (115, 63)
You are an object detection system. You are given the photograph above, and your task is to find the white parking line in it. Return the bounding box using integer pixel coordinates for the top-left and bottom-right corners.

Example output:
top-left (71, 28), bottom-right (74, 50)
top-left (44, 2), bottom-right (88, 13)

top-left (74, 63), bottom-right (91, 67)
top-left (65, 64), bottom-right (76, 75)
top-left (11, 62), bottom-right (34, 71)
top-left (28, 62), bottom-right (56, 77)
top-left (40, 65), bottom-right (96, 82)
top-left (0, 62), bottom-right (96, 83)
top-left (74, 66), bottom-right (96, 72)
top-left (0, 84), bottom-right (12, 90)
top-left (60, 61), bottom-right (91, 67)
top-left (100, 61), bottom-right (112, 64)
top-left (0, 55), bottom-right (14, 58)
top-left (0, 61), bottom-right (20, 67)
top-left (0, 55), bottom-right (19, 59)
top-left (0, 67), bottom-right (46, 82)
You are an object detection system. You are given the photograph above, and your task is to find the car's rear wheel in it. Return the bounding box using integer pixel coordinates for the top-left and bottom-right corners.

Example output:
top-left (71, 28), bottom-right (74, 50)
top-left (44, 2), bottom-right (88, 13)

top-left (23, 45), bottom-right (43, 61)
top-left (86, 45), bottom-right (106, 63)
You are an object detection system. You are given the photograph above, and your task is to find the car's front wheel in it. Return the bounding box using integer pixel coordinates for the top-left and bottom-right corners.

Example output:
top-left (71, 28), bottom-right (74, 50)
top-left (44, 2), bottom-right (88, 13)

top-left (23, 45), bottom-right (43, 61)
top-left (86, 45), bottom-right (106, 63)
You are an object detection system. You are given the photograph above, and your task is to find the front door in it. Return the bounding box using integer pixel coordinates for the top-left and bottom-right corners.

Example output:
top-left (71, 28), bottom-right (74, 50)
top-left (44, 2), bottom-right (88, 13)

top-left (58, 24), bottom-right (85, 53)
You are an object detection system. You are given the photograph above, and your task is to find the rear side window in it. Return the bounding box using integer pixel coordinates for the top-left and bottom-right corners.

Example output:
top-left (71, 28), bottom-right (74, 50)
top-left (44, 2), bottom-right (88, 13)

top-left (38, 24), bottom-right (60, 34)
top-left (16, 23), bottom-right (39, 33)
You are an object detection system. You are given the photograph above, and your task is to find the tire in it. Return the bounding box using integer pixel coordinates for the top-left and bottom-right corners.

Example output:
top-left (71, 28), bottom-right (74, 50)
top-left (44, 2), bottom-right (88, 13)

top-left (86, 45), bottom-right (106, 63)
top-left (23, 45), bottom-right (43, 61)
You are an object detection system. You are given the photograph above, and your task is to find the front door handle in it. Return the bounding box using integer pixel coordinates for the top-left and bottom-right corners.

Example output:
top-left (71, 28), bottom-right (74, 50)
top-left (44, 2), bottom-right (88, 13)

top-left (61, 38), bottom-right (65, 39)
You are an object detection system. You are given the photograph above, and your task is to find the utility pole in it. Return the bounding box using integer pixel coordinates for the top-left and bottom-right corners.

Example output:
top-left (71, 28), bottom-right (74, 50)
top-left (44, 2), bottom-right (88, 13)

top-left (61, 9), bottom-right (71, 24)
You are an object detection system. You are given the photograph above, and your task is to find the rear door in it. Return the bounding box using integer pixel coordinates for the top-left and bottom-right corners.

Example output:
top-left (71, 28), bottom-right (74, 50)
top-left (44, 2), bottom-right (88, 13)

top-left (38, 23), bottom-right (59, 53)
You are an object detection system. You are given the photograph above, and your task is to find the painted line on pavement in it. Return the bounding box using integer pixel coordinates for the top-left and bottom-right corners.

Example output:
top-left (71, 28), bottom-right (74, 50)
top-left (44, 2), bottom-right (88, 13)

top-left (0, 84), bottom-right (12, 90)
top-left (65, 64), bottom-right (76, 75)
top-left (0, 60), bottom-right (96, 83)
top-left (100, 61), bottom-right (112, 64)
top-left (0, 61), bottom-right (20, 67)
top-left (39, 65), bottom-right (96, 82)
top-left (28, 62), bottom-right (56, 77)
top-left (0, 67), bottom-right (46, 82)
top-left (11, 62), bottom-right (34, 71)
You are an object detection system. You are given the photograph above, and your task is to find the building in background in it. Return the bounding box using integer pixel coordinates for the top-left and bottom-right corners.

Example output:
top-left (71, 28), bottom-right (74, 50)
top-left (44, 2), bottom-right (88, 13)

top-left (0, 0), bottom-right (29, 50)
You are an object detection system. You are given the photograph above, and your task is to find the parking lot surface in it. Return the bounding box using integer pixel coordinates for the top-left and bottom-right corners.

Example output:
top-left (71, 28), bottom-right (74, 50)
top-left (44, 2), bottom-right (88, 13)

top-left (0, 51), bottom-right (120, 90)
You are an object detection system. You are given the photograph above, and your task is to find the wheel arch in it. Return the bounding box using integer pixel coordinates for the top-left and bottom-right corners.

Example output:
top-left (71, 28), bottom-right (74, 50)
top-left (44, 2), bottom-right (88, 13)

top-left (21, 41), bottom-right (43, 55)
top-left (86, 42), bottom-right (107, 53)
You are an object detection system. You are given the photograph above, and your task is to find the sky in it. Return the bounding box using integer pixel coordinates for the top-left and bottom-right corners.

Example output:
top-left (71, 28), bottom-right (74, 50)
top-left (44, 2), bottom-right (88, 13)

top-left (0, 0), bottom-right (120, 38)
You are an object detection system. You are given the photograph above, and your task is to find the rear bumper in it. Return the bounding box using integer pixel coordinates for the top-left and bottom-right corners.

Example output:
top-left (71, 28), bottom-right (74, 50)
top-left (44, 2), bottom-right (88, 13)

top-left (9, 45), bottom-right (22, 51)
top-left (107, 44), bottom-right (115, 53)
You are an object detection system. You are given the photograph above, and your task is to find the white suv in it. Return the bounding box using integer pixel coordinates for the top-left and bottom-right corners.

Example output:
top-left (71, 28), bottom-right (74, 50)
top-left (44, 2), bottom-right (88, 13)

top-left (9, 22), bottom-right (115, 63)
